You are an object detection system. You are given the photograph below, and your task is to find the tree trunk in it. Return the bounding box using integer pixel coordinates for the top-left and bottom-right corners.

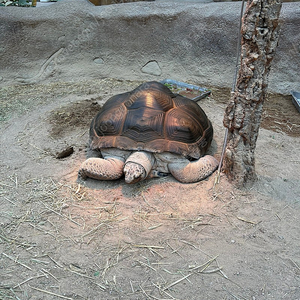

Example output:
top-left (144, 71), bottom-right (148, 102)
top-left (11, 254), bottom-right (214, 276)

top-left (223, 0), bottom-right (282, 187)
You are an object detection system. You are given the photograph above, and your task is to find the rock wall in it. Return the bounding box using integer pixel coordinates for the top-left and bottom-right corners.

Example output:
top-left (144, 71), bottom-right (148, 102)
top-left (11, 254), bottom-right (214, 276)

top-left (0, 0), bottom-right (299, 93)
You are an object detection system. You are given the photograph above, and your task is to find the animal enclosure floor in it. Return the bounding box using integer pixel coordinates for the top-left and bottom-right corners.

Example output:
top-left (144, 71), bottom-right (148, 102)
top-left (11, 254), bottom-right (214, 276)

top-left (0, 78), bottom-right (300, 300)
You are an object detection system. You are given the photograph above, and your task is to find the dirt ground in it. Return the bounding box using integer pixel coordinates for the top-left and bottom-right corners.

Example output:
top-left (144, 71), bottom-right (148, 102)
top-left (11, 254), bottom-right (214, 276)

top-left (0, 78), bottom-right (300, 300)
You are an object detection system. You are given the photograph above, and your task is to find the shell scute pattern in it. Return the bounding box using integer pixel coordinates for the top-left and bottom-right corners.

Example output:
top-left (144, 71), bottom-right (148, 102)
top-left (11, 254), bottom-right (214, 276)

top-left (90, 81), bottom-right (213, 159)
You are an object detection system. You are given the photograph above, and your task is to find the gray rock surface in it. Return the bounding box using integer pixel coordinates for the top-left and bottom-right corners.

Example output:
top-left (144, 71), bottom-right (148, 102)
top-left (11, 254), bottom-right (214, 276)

top-left (141, 60), bottom-right (162, 75)
top-left (0, 0), bottom-right (299, 93)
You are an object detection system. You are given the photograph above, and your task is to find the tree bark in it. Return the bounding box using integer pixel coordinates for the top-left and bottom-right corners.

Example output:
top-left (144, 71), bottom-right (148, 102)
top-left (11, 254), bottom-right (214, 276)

top-left (223, 0), bottom-right (282, 187)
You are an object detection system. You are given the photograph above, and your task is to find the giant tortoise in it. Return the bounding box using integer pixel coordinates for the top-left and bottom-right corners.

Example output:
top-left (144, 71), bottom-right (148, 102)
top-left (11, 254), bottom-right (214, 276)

top-left (79, 81), bottom-right (218, 183)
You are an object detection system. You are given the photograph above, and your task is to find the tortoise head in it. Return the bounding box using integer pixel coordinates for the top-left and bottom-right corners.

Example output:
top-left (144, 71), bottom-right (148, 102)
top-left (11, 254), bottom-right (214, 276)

top-left (123, 162), bottom-right (147, 184)
top-left (123, 151), bottom-right (155, 183)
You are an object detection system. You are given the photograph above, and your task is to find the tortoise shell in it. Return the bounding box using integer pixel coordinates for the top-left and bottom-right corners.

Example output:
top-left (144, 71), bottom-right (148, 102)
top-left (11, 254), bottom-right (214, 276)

top-left (89, 81), bottom-right (213, 159)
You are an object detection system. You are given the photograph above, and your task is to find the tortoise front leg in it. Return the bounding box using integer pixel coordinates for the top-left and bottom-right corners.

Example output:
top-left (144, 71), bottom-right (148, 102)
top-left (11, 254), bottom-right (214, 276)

top-left (168, 155), bottom-right (218, 183)
top-left (79, 156), bottom-right (125, 181)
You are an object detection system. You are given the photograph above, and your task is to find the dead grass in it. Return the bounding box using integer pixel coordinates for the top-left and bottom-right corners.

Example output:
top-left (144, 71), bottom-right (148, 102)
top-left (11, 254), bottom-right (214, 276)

top-left (0, 173), bottom-right (231, 300)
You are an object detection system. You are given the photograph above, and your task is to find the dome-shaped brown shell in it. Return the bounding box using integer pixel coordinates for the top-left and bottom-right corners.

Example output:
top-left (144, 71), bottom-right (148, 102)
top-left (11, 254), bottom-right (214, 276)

top-left (89, 81), bottom-right (213, 159)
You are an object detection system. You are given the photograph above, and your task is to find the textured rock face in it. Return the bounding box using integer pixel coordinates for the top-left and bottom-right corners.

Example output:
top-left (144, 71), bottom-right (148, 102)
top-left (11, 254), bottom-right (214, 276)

top-left (0, 0), bottom-right (298, 93)
top-left (89, 0), bottom-right (154, 5)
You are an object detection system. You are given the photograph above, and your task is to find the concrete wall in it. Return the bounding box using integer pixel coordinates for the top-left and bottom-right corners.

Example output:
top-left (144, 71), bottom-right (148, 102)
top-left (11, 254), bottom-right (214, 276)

top-left (0, 0), bottom-right (299, 93)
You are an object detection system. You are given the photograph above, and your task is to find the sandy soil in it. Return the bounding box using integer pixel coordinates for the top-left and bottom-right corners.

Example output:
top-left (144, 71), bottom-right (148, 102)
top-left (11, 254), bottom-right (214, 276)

top-left (0, 78), bottom-right (300, 300)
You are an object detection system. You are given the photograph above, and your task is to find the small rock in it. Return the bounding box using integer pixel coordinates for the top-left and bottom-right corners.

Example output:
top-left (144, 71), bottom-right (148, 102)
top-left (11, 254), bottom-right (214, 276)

top-left (56, 146), bottom-right (74, 159)
top-left (93, 57), bottom-right (104, 64)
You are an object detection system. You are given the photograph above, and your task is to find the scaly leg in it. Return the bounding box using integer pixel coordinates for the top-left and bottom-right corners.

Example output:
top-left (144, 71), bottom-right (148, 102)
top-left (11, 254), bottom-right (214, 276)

top-left (79, 156), bottom-right (125, 181)
top-left (168, 155), bottom-right (218, 183)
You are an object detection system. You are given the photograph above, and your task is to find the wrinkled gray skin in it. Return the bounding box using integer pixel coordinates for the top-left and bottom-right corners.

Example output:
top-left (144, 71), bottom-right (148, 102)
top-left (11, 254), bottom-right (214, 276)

top-left (79, 148), bottom-right (219, 184)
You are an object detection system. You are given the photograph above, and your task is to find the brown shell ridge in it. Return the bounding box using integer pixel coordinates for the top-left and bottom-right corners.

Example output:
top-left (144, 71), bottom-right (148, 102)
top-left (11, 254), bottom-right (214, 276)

top-left (90, 133), bottom-right (209, 160)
